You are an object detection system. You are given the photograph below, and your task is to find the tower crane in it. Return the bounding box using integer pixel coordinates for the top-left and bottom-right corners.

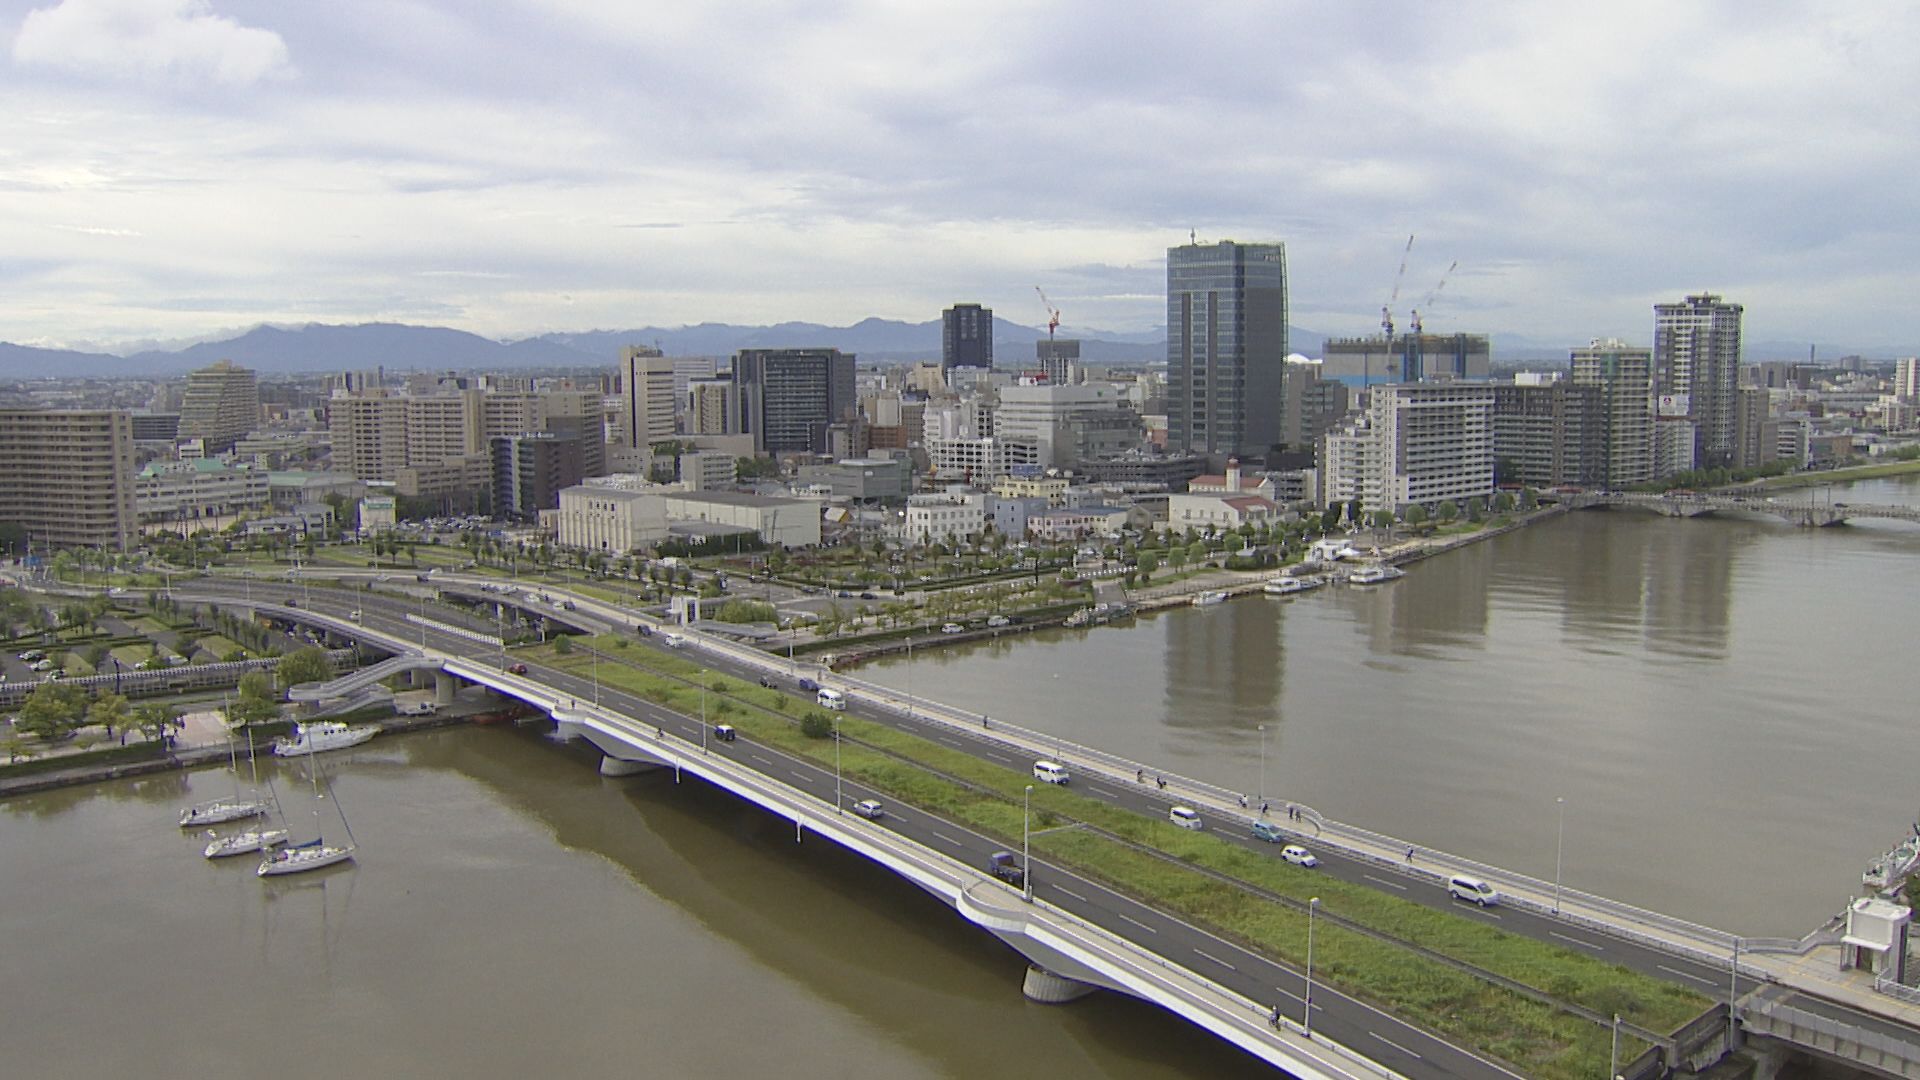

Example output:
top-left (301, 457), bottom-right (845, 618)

top-left (1410, 260), bottom-right (1457, 335)
top-left (1381, 234), bottom-right (1413, 341)
top-left (1034, 286), bottom-right (1061, 340)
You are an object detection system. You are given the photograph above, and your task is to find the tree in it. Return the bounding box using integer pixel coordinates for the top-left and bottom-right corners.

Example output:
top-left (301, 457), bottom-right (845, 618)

top-left (277, 646), bottom-right (334, 690)
top-left (16, 682), bottom-right (88, 742)
top-left (1492, 491), bottom-right (1515, 513)
top-left (1404, 504), bottom-right (1429, 527)
top-left (238, 671), bottom-right (276, 703)
top-left (799, 711), bottom-right (834, 739)
top-left (88, 691), bottom-right (131, 739)
top-left (134, 702), bottom-right (182, 745)
top-left (1370, 510), bottom-right (1395, 529)
top-left (553, 635), bottom-right (575, 655)
top-left (1436, 500), bottom-right (1459, 523)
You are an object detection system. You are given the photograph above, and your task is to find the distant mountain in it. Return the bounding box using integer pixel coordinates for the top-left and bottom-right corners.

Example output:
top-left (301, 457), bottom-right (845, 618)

top-left (126, 322), bottom-right (601, 374)
top-left (0, 341), bottom-right (131, 376)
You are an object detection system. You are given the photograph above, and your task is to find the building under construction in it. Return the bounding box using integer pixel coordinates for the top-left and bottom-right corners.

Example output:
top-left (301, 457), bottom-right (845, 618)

top-left (1318, 332), bottom-right (1492, 389)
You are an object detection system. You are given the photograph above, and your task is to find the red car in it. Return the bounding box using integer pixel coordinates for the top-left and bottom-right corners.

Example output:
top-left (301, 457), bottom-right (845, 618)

top-left (507, 663), bottom-right (528, 675)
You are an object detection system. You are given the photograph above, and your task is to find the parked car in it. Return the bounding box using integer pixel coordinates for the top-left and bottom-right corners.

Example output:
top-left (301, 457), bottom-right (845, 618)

top-left (941, 623), bottom-right (964, 634)
top-left (1281, 844), bottom-right (1319, 868)
top-left (397, 701), bottom-right (441, 717)
top-left (852, 799), bottom-right (884, 820)
top-left (986, 615), bottom-right (1010, 628)
top-left (29, 659), bottom-right (54, 672)
top-left (18, 650), bottom-right (45, 661)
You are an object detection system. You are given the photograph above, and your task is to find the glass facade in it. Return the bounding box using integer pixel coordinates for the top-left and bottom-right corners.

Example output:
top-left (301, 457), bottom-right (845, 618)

top-left (1166, 241), bottom-right (1287, 457)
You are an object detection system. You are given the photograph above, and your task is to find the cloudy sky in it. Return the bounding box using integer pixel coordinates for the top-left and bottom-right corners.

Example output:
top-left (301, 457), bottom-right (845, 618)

top-left (3, 1), bottom-right (1916, 353)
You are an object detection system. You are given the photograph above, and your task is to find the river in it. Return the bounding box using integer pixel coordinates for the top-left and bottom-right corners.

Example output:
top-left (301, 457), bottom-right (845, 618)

top-left (3, 476), bottom-right (1914, 1077)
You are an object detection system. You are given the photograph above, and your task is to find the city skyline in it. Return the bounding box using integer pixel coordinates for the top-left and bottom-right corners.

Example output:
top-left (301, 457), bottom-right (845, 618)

top-left (4, 2), bottom-right (1917, 352)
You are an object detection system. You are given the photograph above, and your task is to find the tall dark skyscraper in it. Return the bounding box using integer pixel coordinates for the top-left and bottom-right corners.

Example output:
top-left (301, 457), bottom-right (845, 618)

top-left (1166, 240), bottom-right (1288, 458)
top-left (942, 303), bottom-right (993, 373)
top-left (1654, 293), bottom-right (1743, 468)
top-left (732, 348), bottom-right (857, 454)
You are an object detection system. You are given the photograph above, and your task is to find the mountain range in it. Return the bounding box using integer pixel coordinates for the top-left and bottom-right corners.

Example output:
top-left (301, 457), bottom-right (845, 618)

top-left (0, 320), bottom-right (1894, 379)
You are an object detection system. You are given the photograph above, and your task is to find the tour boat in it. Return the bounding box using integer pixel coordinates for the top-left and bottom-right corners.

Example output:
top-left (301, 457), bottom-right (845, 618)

top-left (1347, 563), bottom-right (1406, 585)
top-left (272, 720), bottom-right (379, 757)
top-left (1263, 576), bottom-right (1324, 597)
top-left (1191, 591), bottom-right (1229, 606)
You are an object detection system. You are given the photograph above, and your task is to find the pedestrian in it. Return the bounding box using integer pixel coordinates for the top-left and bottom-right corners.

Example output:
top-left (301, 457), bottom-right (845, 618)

top-left (1136, 768), bottom-right (1144, 783)
top-left (1239, 794), bottom-right (1248, 809)
top-left (1406, 845), bottom-right (1415, 864)
top-left (982, 714), bottom-right (989, 728)
top-left (1156, 776), bottom-right (1166, 790)
top-left (1260, 801), bottom-right (1269, 815)
top-left (1269, 1004), bottom-right (1281, 1029)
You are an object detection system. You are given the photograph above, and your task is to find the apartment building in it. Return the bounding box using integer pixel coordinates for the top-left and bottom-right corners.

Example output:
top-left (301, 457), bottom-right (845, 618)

top-left (0, 408), bottom-right (137, 550)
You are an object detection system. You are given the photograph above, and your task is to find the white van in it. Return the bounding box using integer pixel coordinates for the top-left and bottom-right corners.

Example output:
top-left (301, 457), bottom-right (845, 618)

top-left (1447, 875), bottom-right (1500, 907)
top-left (1169, 806), bottom-right (1203, 830)
top-left (1032, 760), bottom-right (1070, 785)
top-left (817, 687), bottom-right (846, 711)
top-left (661, 632), bottom-right (688, 649)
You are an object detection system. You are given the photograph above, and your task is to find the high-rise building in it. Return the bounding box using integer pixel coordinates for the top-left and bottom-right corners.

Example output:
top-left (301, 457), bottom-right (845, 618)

top-left (1895, 357), bottom-right (1920, 402)
top-left (622, 345), bottom-right (676, 449)
top-left (1321, 383), bottom-right (1493, 513)
top-left (1319, 333), bottom-right (1491, 388)
top-left (1654, 293), bottom-right (1743, 468)
top-left (686, 377), bottom-right (737, 435)
top-left (942, 304), bottom-right (993, 373)
top-left (492, 431), bottom-right (591, 522)
top-left (1036, 339), bottom-right (1080, 385)
top-left (178, 359), bottom-right (260, 453)
top-left (1571, 339), bottom-right (1655, 488)
top-left (1278, 360), bottom-right (1350, 452)
top-left (0, 408), bottom-right (137, 551)
top-left (1166, 239), bottom-right (1288, 458)
top-left (1491, 383), bottom-right (1605, 488)
top-left (732, 348), bottom-right (856, 454)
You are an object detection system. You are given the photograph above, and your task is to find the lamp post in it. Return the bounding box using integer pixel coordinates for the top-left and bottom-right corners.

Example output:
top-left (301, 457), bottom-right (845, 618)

top-left (906, 635), bottom-right (914, 721)
top-left (1304, 897), bottom-right (1320, 1035)
top-left (1258, 723), bottom-right (1268, 804)
top-left (1610, 1012), bottom-right (1622, 1079)
top-left (1553, 796), bottom-right (1566, 915)
top-left (833, 711), bottom-right (843, 814)
top-left (591, 646), bottom-right (600, 706)
top-left (1023, 784), bottom-right (1035, 903)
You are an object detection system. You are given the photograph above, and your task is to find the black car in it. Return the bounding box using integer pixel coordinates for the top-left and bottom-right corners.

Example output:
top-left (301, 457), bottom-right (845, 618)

top-left (758, 676), bottom-right (777, 688)
top-left (797, 677), bottom-right (820, 692)
top-left (860, 592), bottom-right (877, 600)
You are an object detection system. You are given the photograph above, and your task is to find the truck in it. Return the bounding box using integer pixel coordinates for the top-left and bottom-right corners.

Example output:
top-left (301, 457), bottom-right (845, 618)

top-left (397, 701), bottom-right (441, 717)
top-left (987, 851), bottom-right (1025, 888)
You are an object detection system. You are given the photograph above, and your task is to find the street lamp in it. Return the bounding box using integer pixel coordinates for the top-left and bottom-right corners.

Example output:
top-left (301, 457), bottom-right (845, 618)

top-left (591, 646), bottom-right (600, 706)
top-left (1258, 723), bottom-right (1268, 804)
top-left (1023, 784), bottom-right (1035, 903)
top-left (834, 710), bottom-right (843, 814)
top-left (1553, 796), bottom-right (1566, 915)
top-left (1304, 897), bottom-right (1320, 1035)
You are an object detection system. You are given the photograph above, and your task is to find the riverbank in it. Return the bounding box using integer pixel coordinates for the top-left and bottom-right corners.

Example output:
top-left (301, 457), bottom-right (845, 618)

top-left (1738, 456), bottom-right (1920, 493)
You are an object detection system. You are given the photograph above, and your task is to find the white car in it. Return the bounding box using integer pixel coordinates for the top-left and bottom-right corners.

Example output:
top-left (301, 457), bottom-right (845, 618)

top-left (1169, 806), bottom-right (1203, 830)
top-left (852, 799), bottom-right (885, 820)
top-left (941, 623), bottom-right (965, 634)
top-left (986, 615), bottom-right (1010, 628)
top-left (1281, 844), bottom-right (1319, 868)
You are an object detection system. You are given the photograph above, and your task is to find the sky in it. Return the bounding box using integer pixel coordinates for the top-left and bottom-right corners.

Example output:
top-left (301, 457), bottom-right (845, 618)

top-left (3, 1), bottom-right (1917, 355)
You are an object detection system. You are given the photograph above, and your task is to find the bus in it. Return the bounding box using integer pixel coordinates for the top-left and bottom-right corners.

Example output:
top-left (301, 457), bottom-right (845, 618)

top-left (816, 687), bottom-right (846, 711)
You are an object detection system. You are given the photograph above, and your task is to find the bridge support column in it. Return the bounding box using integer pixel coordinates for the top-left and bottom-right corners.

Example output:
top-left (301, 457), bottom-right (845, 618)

top-left (1022, 964), bottom-right (1098, 1004)
top-left (434, 671), bottom-right (456, 706)
top-left (598, 756), bottom-right (659, 777)
top-left (1743, 1038), bottom-right (1796, 1080)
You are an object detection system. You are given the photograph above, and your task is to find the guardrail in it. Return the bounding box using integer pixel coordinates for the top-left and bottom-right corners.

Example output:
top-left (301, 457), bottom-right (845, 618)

top-left (1744, 995), bottom-right (1920, 1076)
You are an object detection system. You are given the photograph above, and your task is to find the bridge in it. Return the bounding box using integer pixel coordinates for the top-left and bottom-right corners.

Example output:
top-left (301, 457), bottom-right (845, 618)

top-left (179, 580), bottom-right (1920, 1078)
top-left (1562, 490), bottom-right (1920, 527)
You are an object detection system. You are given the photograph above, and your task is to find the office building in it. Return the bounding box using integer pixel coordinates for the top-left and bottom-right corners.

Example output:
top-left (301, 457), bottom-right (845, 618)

top-left (1278, 360), bottom-right (1351, 452)
top-left (1166, 239), bottom-right (1288, 457)
top-left (1321, 383), bottom-right (1494, 513)
top-left (1036, 339), bottom-right (1080, 384)
top-left (135, 458), bottom-right (271, 528)
top-left (942, 304), bottom-right (993, 373)
top-left (622, 345), bottom-right (676, 449)
top-left (491, 430), bottom-right (598, 522)
top-left (732, 348), bottom-right (856, 454)
top-left (993, 382), bottom-right (1140, 472)
top-left (1570, 339), bottom-right (1655, 488)
top-left (0, 408), bottom-right (136, 550)
top-left (1654, 293), bottom-right (1743, 467)
top-left (687, 377), bottom-right (737, 435)
top-left (178, 359), bottom-right (261, 453)
top-left (1895, 357), bottom-right (1919, 402)
top-left (552, 484), bottom-right (819, 551)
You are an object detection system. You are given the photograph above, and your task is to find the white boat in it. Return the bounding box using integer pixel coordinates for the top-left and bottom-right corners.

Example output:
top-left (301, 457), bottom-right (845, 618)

top-left (257, 837), bottom-right (355, 876)
top-left (179, 797), bottom-right (268, 827)
top-left (1263, 576), bottom-right (1324, 596)
top-left (272, 721), bottom-right (380, 757)
top-left (1191, 591), bottom-right (1229, 606)
top-left (1347, 563), bottom-right (1406, 585)
top-left (205, 827), bottom-right (290, 859)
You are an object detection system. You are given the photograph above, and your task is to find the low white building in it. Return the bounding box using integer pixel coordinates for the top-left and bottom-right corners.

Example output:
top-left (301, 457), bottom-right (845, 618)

top-left (135, 458), bottom-right (271, 528)
top-left (897, 490), bottom-right (986, 546)
top-left (1166, 459), bottom-right (1280, 533)
top-left (551, 483), bottom-right (820, 552)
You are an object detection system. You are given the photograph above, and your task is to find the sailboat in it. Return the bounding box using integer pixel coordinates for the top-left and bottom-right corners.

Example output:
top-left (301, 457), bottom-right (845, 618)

top-left (258, 728), bottom-right (356, 877)
top-left (178, 714), bottom-right (270, 827)
top-left (204, 729), bottom-right (290, 858)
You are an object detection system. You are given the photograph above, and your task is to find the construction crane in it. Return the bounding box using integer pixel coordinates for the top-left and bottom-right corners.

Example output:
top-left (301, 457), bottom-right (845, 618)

top-left (1409, 260), bottom-right (1457, 335)
top-left (1381, 234), bottom-right (1413, 341)
top-left (1034, 286), bottom-right (1061, 340)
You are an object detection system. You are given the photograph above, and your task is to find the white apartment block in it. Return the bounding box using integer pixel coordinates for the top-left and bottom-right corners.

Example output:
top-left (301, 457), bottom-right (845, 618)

top-left (1321, 383), bottom-right (1493, 513)
top-left (897, 491), bottom-right (986, 546)
top-left (1896, 357), bottom-right (1920, 402)
top-left (623, 346), bottom-right (677, 448)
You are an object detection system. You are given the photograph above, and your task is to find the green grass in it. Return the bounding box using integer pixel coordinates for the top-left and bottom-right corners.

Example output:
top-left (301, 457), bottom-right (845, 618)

top-left (526, 637), bottom-right (1702, 1078)
top-left (191, 634), bottom-right (244, 659)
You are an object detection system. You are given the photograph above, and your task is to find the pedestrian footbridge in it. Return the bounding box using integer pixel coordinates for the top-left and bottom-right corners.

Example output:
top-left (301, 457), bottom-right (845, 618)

top-left (1564, 490), bottom-right (1920, 527)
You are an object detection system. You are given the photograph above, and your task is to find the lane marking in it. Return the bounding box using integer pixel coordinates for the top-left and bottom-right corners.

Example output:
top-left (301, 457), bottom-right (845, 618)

top-left (936, 736), bottom-right (963, 747)
top-left (985, 752), bottom-right (1015, 763)
top-left (789, 771), bottom-right (811, 783)
top-left (1085, 785), bottom-right (1119, 798)
top-left (748, 754), bottom-right (772, 765)
top-left (1464, 906), bottom-right (1502, 920)
top-left (1550, 931), bottom-right (1604, 952)
top-left (1193, 948), bottom-right (1237, 972)
top-left (1054, 886), bottom-right (1087, 902)
top-left (1362, 874), bottom-right (1409, 891)
top-left (929, 831), bottom-right (963, 848)
top-left (1658, 964), bottom-right (1717, 987)
top-left (1370, 1032), bottom-right (1423, 1060)
top-left (1115, 912), bottom-right (1158, 934)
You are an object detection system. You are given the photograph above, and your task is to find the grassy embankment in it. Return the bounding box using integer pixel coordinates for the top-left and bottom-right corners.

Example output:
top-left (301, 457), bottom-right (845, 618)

top-left (520, 636), bottom-right (1705, 1079)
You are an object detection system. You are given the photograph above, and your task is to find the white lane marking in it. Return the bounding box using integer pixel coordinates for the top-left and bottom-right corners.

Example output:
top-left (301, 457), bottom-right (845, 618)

top-left (1362, 874), bottom-right (1409, 891)
top-left (1464, 906), bottom-right (1502, 920)
top-left (1193, 948), bottom-right (1237, 972)
top-left (748, 754), bottom-right (772, 765)
top-left (929, 831), bottom-right (963, 848)
top-left (1370, 1032), bottom-right (1423, 1059)
top-left (1550, 931), bottom-right (1603, 952)
top-left (1054, 886), bottom-right (1087, 902)
top-left (985, 751), bottom-right (1015, 763)
top-left (1658, 964), bottom-right (1717, 987)
top-left (789, 771), bottom-right (811, 783)
top-left (1085, 785), bottom-right (1119, 798)
top-left (1115, 912), bottom-right (1158, 934)
top-left (936, 736), bottom-right (963, 747)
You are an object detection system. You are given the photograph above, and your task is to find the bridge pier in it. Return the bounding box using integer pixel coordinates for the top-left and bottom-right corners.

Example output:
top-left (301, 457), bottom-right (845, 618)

top-left (433, 671), bottom-right (456, 706)
top-left (598, 756), bottom-right (660, 777)
top-left (1022, 964), bottom-right (1099, 1004)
